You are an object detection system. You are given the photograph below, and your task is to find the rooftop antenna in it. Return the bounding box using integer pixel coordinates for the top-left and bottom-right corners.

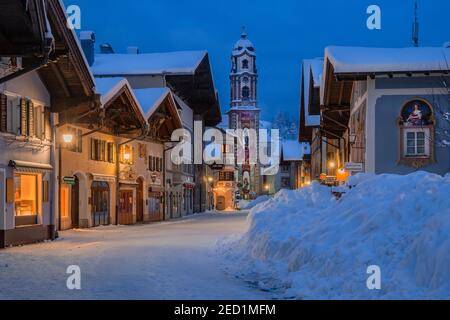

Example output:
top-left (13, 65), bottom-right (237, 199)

top-left (412, 0), bottom-right (419, 47)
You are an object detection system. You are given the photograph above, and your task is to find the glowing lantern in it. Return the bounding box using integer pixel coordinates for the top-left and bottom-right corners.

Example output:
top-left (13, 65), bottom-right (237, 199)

top-left (336, 168), bottom-right (350, 182)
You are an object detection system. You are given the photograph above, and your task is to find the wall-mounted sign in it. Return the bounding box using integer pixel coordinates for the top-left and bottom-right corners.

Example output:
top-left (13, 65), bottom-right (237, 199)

top-left (344, 162), bottom-right (364, 172)
top-left (63, 176), bottom-right (76, 185)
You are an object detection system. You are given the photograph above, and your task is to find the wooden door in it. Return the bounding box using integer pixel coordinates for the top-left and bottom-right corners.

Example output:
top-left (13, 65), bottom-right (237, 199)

top-left (136, 180), bottom-right (144, 223)
top-left (217, 196), bottom-right (226, 211)
top-left (92, 181), bottom-right (110, 227)
top-left (119, 190), bottom-right (134, 225)
top-left (148, 192), bottom-right (162, 222)
top-left (71, 177), bottom-right (79, 229)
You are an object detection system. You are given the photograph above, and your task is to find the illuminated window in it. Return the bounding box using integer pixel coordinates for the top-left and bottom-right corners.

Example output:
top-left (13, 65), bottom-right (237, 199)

top-left (60, 186), bottom-right (70, 217)
top-left (120, 145), bottom-right (134, 164)
top-left (14, 174), bottom-right (38, 217)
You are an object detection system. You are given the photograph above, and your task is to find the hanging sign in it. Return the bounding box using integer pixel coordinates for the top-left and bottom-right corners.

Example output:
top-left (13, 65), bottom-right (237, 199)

top-left (344, 163), bottom-right (364, 172)
top-left (63, 176), bottom-right (76, 185)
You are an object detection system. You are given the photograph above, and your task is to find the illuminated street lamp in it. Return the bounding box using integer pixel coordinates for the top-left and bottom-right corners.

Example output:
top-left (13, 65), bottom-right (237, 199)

top-left (62, 133), bottom-right (73, 144)
top-left (328, 161), bottom-right (336, 170)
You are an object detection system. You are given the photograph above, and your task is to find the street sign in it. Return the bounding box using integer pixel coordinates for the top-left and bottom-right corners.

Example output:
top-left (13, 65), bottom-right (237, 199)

top-left (344, 162), bottom-right (364, 172)
top-left (63, 176), bottom-right (76, 185)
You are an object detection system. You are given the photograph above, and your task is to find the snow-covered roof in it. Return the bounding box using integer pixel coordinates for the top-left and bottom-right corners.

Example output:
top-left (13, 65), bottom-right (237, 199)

top-left (132, 87), bottom-right (171, 119)
top-left (302, 58), bottom-right (323, 127)
top-left (325, 46), bottom-right (450, 74)
top-left (95, 77), bottom-right (128, 105)
top-left (91, 50), bottom-right (208, 76)
top-left (282, 140), bottom-right (311, 161)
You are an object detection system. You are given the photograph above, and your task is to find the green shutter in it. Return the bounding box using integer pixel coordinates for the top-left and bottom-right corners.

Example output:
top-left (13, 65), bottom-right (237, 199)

top-left (20, 98), bottom-right (28, 136)
top-left (0, 94), bottom-right (7, 132)
top-left (44, 107), bottom-right (52, 141)
top-left (27, 100), bottom-right (34, 137)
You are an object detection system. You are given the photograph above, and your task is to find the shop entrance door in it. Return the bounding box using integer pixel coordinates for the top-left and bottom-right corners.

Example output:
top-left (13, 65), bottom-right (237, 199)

top-left (71, 177), bottom-right (79, 229)
top-left (92, 181), bottom-right (110, 227)
top-left (119, 190), bottom-right (134, 225)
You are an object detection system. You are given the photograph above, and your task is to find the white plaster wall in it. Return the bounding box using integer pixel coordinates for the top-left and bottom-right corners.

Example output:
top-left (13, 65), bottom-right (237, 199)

top-left (1, 71), bottom-right (50, 105)
top-left (0, 71), bottom-right (53, 230)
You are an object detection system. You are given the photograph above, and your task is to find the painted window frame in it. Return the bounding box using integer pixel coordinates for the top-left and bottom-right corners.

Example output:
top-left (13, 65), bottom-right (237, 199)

top-left (398, 99), bottom-right (435, 169)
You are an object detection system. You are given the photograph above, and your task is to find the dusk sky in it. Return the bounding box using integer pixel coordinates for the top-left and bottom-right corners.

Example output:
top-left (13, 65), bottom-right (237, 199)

top-left (65, 0), bottom-right (450, 121)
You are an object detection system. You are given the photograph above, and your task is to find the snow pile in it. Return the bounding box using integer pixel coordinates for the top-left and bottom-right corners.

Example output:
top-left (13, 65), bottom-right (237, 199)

top-left (219, 172), bottom-right (450, 299)
top-left (240, 196), bottom-right (271, 210)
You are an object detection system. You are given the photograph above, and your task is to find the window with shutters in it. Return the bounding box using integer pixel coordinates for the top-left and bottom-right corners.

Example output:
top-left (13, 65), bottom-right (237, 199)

top-left (0, 94), bottom-right (48, 140)
top-left (149, 156), bottom-right (163, 172)
top-left (6, 95), bottom-right (20, 135)
top-left (0, 94), bottom-right (7, 132)
top-left (90, 138), bottom-right (114, 162)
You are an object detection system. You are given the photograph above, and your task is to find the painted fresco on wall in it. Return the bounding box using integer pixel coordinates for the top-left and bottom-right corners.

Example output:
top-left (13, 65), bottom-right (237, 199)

top-left (401, 100), bottom-right (433, 127)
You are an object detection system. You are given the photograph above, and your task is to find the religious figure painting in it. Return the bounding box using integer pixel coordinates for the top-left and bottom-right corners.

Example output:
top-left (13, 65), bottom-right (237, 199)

top-left (401, 100), bottom-right (432, 127)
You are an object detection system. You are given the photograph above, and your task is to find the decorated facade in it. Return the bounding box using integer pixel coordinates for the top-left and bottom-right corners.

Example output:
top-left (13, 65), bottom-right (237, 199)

top-left (227, 31), bottom-right (261, 199)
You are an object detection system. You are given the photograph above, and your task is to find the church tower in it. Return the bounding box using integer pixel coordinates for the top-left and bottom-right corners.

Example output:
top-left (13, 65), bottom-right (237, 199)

top-left (228, 30), bottom-right (261, 198)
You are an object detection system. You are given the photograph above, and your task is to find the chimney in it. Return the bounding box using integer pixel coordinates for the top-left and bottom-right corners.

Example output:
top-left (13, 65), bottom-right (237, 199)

top-left (100, 43), bottom-right (115, 54)
top-left (80, 31), bottom-right (95, 66)
top-left (127, 46), bottom-right (140, 54)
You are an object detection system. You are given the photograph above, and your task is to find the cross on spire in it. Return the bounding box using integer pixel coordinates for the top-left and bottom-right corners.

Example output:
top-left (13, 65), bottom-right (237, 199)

top-left (412, 0), bottom-right (419, 47)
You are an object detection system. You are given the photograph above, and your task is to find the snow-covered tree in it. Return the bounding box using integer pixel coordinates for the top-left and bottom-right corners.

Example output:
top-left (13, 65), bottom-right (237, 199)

top-left (434, 77), bottom-right (450, 147)
top-left (271, 111), bottom-right (298, 140)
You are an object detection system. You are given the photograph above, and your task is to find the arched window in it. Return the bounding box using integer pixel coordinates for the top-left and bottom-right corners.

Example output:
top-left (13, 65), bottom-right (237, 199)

top-left (242, 59), bottom-right (249, 69)
top-left (242, 86), bottom-right (250, 100)
top-left (399, 99), bottom-right (435, 168)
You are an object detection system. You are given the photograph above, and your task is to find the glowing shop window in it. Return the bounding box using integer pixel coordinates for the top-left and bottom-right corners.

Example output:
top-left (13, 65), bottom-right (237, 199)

top-left (60, 187), bottom-right (70, 217)
top-left (14, 174), bottom-right (38, 216)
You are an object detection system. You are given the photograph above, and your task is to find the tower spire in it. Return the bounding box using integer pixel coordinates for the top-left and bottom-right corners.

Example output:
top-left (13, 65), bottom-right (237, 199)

top-left (241, 26), bottom-right (247, 39)
top-left (412, 0), bottom-right (419, 47)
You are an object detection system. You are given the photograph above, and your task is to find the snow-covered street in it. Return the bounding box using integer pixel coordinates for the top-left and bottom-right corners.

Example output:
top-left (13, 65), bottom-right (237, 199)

top-left (0, 212), bottom-right (269, 300)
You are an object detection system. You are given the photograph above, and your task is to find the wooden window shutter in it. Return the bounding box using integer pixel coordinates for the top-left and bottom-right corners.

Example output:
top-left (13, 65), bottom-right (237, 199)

top-left (6, 178), bottom-right (14, 204)
top-left (27, 100), bottom-right (35, 137)
top-left (44, 107), bottom-right (52, 141)
top-left (107, 142), bottom-right (115, 163)
top-left (20, 98), bottom-right (28, 136)
top-left (90, 138), bottom-right (95, 160)
top-left (0, 94), bottom-right (7, 132)
top-left (77, 129), bottom-right (83, 153)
